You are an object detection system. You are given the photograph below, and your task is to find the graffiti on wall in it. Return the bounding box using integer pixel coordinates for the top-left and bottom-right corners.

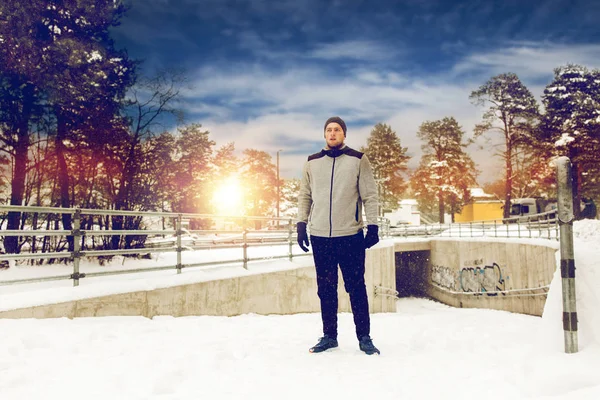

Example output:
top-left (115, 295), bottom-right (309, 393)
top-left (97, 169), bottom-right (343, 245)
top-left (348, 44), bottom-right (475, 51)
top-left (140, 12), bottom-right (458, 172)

top-left (459, 263), bottom-right (505, 295)
top-left (431, 261), bottom-right (507, 295)
top-left (431, 265), bottom-right (457, 291)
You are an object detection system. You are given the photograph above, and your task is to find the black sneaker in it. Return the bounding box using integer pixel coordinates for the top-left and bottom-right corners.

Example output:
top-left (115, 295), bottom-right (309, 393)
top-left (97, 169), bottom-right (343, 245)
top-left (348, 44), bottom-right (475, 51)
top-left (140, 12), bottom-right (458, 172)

top-left (309, 335), bottom-right (338, 353)
top-left (359, 335), bottom-right (380, 355)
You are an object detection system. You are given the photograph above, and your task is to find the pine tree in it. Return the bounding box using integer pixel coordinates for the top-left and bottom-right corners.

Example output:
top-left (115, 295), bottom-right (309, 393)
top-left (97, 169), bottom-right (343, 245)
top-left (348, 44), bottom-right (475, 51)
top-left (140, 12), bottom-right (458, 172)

top-left (172, 124), bottom-right (215, 218)
top-left (135, 132), bottom-right (177, 212)
top-left (511, 140), bottom-right (556, 199)
top-left (410, 117), bottom-right (478, 222)
top-left (541, 64), bottom-right (600, 218)
top-left (360, 123), bottom-right (410, 214)
top-left (211, 142), bottom-right (238, 183)
top-left (0, 0), bottom-right (135, 253)
top-left (280, 178), bottom-right (301, 219)
top-left (240, 149), bottom-right (277, 229)
top-left (470, 73), bottom-right (540, 218)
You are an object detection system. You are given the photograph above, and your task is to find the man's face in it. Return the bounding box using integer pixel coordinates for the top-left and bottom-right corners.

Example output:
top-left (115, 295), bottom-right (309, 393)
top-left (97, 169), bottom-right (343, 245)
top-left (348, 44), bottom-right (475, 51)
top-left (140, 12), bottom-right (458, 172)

top-left (324, 122), bottom-right (345, 149)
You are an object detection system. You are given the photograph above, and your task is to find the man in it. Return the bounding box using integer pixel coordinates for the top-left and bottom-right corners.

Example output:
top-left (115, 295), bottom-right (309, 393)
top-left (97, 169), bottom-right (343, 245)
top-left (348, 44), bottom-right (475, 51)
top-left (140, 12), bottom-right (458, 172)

top-left (296, 116), bottom-right (381, 355)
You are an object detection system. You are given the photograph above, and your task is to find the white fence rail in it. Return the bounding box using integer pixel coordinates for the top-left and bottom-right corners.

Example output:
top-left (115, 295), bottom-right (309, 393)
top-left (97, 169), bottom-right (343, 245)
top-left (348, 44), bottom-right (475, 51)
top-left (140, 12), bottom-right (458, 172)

top-left (0, 205), bottom-right (558, 287)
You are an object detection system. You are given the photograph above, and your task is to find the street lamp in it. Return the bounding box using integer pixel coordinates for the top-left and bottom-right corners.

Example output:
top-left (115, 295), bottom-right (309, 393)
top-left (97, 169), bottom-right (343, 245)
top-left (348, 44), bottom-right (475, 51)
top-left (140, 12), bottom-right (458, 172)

top-left (277, 149), bottom-right (282, 228)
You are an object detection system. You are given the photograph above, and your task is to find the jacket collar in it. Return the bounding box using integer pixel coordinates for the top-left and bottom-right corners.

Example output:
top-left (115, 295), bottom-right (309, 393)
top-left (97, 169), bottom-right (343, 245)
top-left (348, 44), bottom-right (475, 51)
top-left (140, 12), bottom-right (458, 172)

top-left (322, 145), bottom-right (348, 158)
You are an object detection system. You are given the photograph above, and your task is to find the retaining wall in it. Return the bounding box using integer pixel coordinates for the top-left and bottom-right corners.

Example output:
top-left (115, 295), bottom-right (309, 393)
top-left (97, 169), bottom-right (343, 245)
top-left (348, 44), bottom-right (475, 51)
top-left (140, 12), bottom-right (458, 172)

top-left (426, 238), bottom-right (558, 316)
top-left (0, 243), bottom-right (397, 319)
top-left (0, 237), bottom-right (559, 319)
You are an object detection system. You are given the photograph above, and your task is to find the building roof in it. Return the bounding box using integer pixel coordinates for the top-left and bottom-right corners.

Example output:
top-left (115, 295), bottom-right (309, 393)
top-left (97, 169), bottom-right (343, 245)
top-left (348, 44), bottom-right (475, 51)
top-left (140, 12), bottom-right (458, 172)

top-left (469, 188), bottom-right (494, 198)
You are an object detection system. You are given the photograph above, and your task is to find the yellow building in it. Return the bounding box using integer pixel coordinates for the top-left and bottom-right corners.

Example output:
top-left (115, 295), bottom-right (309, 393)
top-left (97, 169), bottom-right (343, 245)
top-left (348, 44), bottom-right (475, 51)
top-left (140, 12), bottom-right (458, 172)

top-left (453, 188), bottom-right (504, 222)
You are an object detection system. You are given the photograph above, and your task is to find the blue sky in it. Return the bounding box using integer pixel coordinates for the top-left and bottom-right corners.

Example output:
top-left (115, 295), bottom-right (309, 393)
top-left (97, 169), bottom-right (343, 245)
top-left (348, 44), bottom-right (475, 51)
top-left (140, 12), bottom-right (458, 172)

top-left (111, 0), bottom-right (600, 183)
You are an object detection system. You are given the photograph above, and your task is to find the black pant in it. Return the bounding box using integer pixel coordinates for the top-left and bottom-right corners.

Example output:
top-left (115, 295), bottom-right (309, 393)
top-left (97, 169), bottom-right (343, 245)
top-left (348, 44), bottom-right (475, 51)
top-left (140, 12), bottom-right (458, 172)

top-left (310, 232), bottom-right (370, 340)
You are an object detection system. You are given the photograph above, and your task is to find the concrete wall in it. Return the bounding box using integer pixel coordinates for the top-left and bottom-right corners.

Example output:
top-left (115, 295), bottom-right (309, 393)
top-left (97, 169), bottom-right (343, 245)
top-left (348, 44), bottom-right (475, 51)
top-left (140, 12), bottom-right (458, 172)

top-left (0, 244), bottom-right (397, 319)
top-left (0, 238), bottom-right (558, 319)
top-left (426, 239), bottom-right (558, 316)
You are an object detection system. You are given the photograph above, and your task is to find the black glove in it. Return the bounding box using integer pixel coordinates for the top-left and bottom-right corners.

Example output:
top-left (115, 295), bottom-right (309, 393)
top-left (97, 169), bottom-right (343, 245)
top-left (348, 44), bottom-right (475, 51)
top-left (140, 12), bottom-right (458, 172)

top-left (296, 222), bottom-right (310, 252)
top-left (364, 225), bottom-right (379, 249)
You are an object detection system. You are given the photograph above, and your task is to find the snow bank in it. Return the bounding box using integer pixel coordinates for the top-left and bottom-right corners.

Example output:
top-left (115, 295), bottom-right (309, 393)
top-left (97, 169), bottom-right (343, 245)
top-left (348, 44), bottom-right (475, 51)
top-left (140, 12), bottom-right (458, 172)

top-left (542, 219), bottom-right (600, 350)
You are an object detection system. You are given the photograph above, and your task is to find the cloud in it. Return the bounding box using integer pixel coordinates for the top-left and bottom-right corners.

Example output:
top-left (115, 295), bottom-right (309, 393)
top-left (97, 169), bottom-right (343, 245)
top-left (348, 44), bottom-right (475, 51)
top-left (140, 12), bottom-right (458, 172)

top-left (109, 0), bottom-right (600, 187)
top-left (230, 31), bottom-right (404, 65)
top-left (181, 65), bottom-right (482, 179)
top-left (306, 40), bottom-right (402, 61)
top-left (452, 42), bottom-right (600, 80)
top-left (177, 41), bottom-right (599, 184)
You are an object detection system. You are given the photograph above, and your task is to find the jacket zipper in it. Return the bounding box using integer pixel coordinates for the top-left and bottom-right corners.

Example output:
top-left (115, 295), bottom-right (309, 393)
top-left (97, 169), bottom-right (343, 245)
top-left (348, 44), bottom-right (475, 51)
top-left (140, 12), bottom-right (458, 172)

top-left (329, 157), bottom-right (335, 237)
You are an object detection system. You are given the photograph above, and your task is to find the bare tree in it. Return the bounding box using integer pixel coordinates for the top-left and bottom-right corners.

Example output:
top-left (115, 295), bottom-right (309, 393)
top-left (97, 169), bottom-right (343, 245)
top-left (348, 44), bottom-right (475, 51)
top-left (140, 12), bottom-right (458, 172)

top-left (110, 71), bottom-right (185, 249)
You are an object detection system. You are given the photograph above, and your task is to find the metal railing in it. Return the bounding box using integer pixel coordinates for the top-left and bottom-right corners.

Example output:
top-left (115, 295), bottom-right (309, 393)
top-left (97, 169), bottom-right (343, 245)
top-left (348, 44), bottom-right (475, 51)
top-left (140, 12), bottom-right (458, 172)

top-left (0, 205), bottom-right (558, 288)
top-left (0, 205), bottom-right (303, 287)
top-left (388, 210), bottom-right (559, 240)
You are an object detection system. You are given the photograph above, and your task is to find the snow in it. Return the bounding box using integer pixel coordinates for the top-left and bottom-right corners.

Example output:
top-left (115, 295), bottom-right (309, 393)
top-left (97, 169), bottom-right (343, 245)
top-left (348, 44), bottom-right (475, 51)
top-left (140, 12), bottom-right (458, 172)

top-left (75, 17), bottom-right (90, 26)
top-left (49, 25), bottom-right (62, 35)
top-left (428, 159), bottom-right (448, 168)
top-left (0, 242), bottom-right (313, 310)
top-left (555, 132), bottom-right (575, 147)
top-left (542, 219), bottom-right (600, 351)
top-left (87, 50), bottom-right (103, 63)
top-left (1, 221), bottom-right (600, 399)
top-left (469, 187), bottom-right (494, 197)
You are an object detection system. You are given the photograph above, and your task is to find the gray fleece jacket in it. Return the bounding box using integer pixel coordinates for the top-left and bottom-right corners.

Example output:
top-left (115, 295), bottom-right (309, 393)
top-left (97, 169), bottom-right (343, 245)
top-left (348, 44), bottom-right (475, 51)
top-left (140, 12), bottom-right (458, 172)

top-left (297, 146), bottom-right (379, 237)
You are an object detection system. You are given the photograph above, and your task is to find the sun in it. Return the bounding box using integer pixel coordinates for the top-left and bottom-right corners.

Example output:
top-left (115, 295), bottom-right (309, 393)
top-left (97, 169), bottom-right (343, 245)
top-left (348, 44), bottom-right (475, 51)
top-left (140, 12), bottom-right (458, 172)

top-left (212, 176), bottom-right (244, 215)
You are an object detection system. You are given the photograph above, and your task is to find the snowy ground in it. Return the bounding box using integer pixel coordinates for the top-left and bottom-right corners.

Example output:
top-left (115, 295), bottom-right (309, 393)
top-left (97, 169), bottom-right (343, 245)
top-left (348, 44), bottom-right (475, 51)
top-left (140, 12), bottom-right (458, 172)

top-left (1, 220), bottom-right (600, 399)
top-left (1, 298), bottom-right (600, 400)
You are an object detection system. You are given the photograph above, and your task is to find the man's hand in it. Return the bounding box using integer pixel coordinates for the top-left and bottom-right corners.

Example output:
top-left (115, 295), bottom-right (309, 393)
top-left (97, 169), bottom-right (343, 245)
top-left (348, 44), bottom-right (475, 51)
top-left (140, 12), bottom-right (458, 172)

top-left (364, 225), bottom-right (379, 249)
top-left (297, 222), bottom-right (310, 252)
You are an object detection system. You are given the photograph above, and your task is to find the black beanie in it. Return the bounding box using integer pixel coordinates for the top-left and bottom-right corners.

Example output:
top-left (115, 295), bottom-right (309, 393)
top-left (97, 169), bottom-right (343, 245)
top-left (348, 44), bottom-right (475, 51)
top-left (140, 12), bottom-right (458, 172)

top-left (324, 116), bottom-right (347, 137)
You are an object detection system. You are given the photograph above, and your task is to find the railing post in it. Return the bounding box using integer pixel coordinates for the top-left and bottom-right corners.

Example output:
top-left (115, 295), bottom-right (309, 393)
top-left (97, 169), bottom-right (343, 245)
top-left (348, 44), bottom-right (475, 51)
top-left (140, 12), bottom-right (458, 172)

top-left (556, 156), bottom-right (578, 354)
top-left (176, 214), bottom-right (182, 274)
top-left (242, 218), bottom-right (248, 269)
top-left (71, 208), bottom-right (82, 287)
top-left (288, 218), bottom-right (293, 261)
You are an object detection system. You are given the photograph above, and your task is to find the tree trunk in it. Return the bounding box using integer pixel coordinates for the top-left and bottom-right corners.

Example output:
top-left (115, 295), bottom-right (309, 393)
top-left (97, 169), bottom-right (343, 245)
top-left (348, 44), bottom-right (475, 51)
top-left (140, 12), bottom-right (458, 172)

top-left (111, 140), bottom-right (137, 249)
top-left (84, 152), bottom-right (99, 208)
top-left (438, 189), bottom-right (445, 223)
top-left (503, 125), bottom-right (513, 220)
top-left (55, 113), bottom-right (73, 252)
top-left (5, 85), bottom-right (34, 254)
top-left (31, 139), bottom-right (44, 259)
top-left (42, 216), bottom-right (51, 255)
top-left (31, 212), bottom-right (38, 255)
